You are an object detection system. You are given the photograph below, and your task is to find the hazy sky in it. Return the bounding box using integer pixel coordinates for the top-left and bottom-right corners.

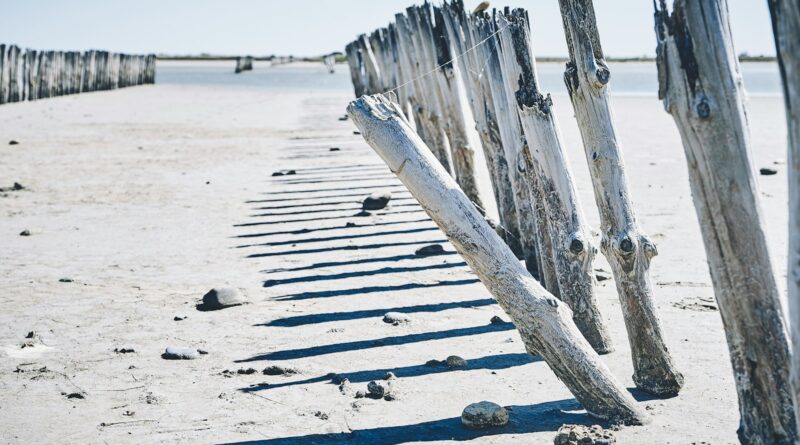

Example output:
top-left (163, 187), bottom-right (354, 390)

top-left (0, 1), bottom-right (776, 58)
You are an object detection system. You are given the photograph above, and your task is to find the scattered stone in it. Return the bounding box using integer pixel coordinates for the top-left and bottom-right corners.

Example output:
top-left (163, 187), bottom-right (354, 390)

top-left (8, 140), bottom-right (19, 145)
top-left (425, 359), bottom-right (444, 367)
top-left (263, 365), bottom-right (298, 376)
top-left (314, 411), bottom-right (329, 420)
top-left (25, 331), bottom-right (36, 339)
top-left (383, 312), bottom-right (411, 325)
top-left (362, 192), bottom-right (391, 210)
top-left (461, 401), bottom-right (508, 429)
top-left (415, 244), bottom-right (445, 256)
top-left (367, 380), bottom-right (393, 398)
top-left (122, 410), bottom-right (135, 417)
top-left (345, 222), bottom-right (357, 227)
top-left (162, 346), bottom-right (200, 360)
top-left (673, 296), bottom-right (718, 312)
top-left (114, 348), bottom-right (135, 354)
top-left (0, 182), bottom-right (25, 192)
top-left (237, 368), bottom-right (257, 375)
top-left (384, 394), bottom-right (397, 401)
top-left (197, 349), bottom-right (209, 355)
top-left (595, 272), bottom-right (612, 282)
top-left (329, 147), bottom-right (341, 151)
top-left (58, 278), bottom-right (73, 283)
top-left (760, 167), bottom-right (778, 176)
top-left (353, 131), bottom-right (361, 135)
top-left (338, 378), bottom-right (351, 395)
top-left (173, 315), bottom-right (187, 321)
top-left (19, 229), bottom-right (30, 236)
top-left (271, 169), bottom-right (297, 177)
top-left (554, 424), bottom-right (616, 445)
top-left (354, 390), bottom-right (366, 399)
top-left (338, 115), bottom-right (349, 121)
top-left (490, 315), bottom-right (505, 325)
top-left (446, 355), bottom-right (467, 369)
top-left (200, 287), bottom-right (244, 310)
top-left (65, 392), bottom-right (85, 400)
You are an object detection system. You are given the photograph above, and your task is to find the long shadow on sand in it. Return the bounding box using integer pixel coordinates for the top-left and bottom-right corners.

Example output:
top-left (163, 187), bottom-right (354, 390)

top-left (259, 182), bottom-right (404, 195)
top-left (236, 209), bottom-right (426, 227)
top-left (237, 226), bottom-right (439, 248)
top-left (248, 238), bottom-right (448, 258)
top-left (262, 262), bottom-right (468, 288)
top-left (236, 218), bottom-right (433, 239)
top-left (235, 322), bottom-right (514, 362)
top-left (220, 399), bottom-right (590, 445)
top-left (241, 353), bottom-right (536, 392)
top-left (252, 197), bottom-right (415, 210)
top-left (271, 278), bottom-right (479, 299)
top-left (260, 298), bottom-right (496, 327)
top-left (249, 202), bottom-right (419, 218)
top-left (248, 189), bottom-right (409, 203)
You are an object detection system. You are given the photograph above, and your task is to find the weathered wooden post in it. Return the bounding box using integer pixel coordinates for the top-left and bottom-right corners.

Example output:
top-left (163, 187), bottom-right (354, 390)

top-left (560, 0), bottom-right (683, 395)
top-left (769, 0), bottom-right (800, 436)
top-left (348, 93), bottom-right (646, 424)
top-left (235, 56), bottom-right (253, 74)
top-left (655, 0), bottom-right (795, 442)
top-left (496, 8), bottom-right (612, 353)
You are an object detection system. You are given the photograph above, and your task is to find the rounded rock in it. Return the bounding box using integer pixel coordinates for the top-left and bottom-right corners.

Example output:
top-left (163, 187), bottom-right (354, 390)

top-left (162, 346), bottom-right (200, 360)
top-left (201, 287), bottom-right (244, 310)
top-left (446, 355), bottom-right (467, 369)
top-left (461, 401), bottom-right (508, 429)
top-left (362, 192), bottom-right (392, 211)
top-left (383, 312), bottom-right (411, 325)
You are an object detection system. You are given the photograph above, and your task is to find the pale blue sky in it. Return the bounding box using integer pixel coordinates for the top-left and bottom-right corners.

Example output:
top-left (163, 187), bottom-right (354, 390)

top-left (0, 1), bottom-right (776, 58)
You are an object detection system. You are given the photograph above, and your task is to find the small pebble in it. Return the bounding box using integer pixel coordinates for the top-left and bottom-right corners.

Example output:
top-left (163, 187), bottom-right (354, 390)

top-left (345, 222), bottom-right (357, 227)
top-left (446, 355), bottom-right (467, 369)
top-left (490, 315), bottom-right (505, 325)
top-left (65, 392), bottom-right (85, 400)
top-left (367, 380), bottom-right (393, 398)
top-left (8, 140), bottom-right (19, 145)
top-left (338, 115), bottom-right (349, 121)
top-left (162, 346), bottom-right (200, 360)
top-left (383, 312), bottom-right (411, 325)
top-left (314, 411), bottom-right (329, 420)
top-left (263, 365), bottom-right (298, 376)
top-left (173, 315), bottom-right (187, 321)
top-left (354, 390), bottom-right (366, 399)
top-left (554, 424), bottom-right (616, 444)
top-left (237, 368), bottom-right (257, 375)
top-left (19, 229), bottom-right (30, 236)
top-left (362, 192), bottom-right (391, 210)
top-left (461, 401), bottom-right (508, 429)
top-left (415, 244), bottom-right (444, 256)
top-left (760, 167), bottom-right (778, 176)
top-left (58, 278), bottom-right (73, 283)
top-left (200, 287), bottom-right (244, 310)
top-left (114, 347), bottom-right (135, 354)
top-left (595, 272), bottom-right (612, 282)
top-left (353, 131), bottom-right (361, 135)
top-left (329, 147), bottom-right (340, 151)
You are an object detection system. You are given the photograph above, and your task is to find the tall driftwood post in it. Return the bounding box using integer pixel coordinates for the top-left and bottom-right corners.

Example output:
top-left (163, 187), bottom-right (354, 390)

top-left (560, 0), bottom-right (682, 395)
top-left (496, 9), bottom-right (612, 353)
top-left (348, 94), bottom-right (646, 425)
top-left (0, 44), bottom-right (7, 105)
top-left (655, 1), bottom-right (796, 442)
top-left (769, 0), bottom-right (800, 436)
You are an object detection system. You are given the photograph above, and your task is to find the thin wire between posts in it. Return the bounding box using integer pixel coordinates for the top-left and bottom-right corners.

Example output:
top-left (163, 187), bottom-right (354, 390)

top-left (385, 23), bottom-right (508, 96)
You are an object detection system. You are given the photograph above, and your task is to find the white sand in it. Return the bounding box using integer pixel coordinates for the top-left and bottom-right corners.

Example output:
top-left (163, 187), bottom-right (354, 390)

top-left (0, 71), bottom-right (789, 444)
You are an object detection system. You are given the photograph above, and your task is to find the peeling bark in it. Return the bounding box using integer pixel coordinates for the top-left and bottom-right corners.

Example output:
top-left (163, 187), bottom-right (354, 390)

top-left (655, 1), bottom-right (795, 442)
top-left (348, 93), bottom-right (646, 425)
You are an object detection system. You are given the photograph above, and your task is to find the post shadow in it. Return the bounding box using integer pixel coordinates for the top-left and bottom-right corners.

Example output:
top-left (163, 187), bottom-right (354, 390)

top-left (237, 226), bottom-right (439, 248)
top-left (247, 238), bottom-right (448, 258)
top-left (219, 399), bottom-right (592, 445)
top-left (235, 209), bottom-right (426, 228)
top-left (235, 322), bottom-right (514, 362)
top-left (271, 278), bottom-right (479, 299)
top-left (273, 176), bottom-right (399, 186)
top-left (252, 197), bottom-right (415, 211)
top-left (260, 298), bottom-right (495, 327)
top-left (249, 202), bottom-right (419, 218)
top-left (259, 183), bottom-right (406, 195)
top-left (249, 188), bottom-right (408, 203)
top-left (236, 218), bottom-right (432, 239)
top-left (262, 262), bottom-right (467, 288)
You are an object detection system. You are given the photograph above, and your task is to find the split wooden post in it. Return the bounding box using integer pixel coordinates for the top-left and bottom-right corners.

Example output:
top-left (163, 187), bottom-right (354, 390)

top-left (769, 0), bottom-right (800, 436)
top-left (496, 9), bottom-right (612, 353)
top-left (655, 0), bottom-right (795, 442)
top-left (348, 93), bottom-right (646, 424)
top-left (235, 56), bottom-right (253, 74)
top-left (560, 0), bottom-right (683, 395)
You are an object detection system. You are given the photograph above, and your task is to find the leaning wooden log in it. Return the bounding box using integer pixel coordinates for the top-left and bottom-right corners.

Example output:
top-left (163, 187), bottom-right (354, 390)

top-left (497, 8), bottom-right (612, 353)
top-left (769, 0), bottom-right (800, 436)
top-left (560, 0), bottom-right (682, 395)
top-left (347, 93), bottom-right (646, 424)
top-left (655, 1), bottom-right (796, 442)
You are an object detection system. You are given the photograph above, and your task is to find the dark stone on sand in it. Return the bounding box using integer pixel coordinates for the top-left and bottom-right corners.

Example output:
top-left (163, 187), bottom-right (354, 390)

top-left (114, 347), bottom-right (135, 354)
top-left (760, 167), bottom-right (778, 176)
top-left (353, 131), bottom-right (361, 135)
top-left (384, 394), bottom-right (396, 401)
top-left (329, 147), bottom-right (341, 151)
top-left (263, 365), bottom-right (298, 376)
top-left (383, 312), bottom-right (411, 325)
top-left (174, 315), bottom-right (187, 321)
top-left (338, 115), bottom-right (349, 121)
top-left (200, 287), bottom-right (244, 311)
top-left (272, 169), bottom-right (297, 176)
top-left (490, 316), bottom-right (505, 325)
top-left (162, 346), bottom-right (200, 360)
top-left (362, 192), bottom-right (391, 210)
top-left (595, 272), bottom-right (612, 282)
top-left (59, 278), bottom-right (73, 283)
top-left (461, 401), bottom-right (508, 429)
top-left (25, 331), bottom-right (36, 339)
top-left (237, 368), bottom-right (257, 375)
top-left (1, 182), bottom-right (25, 192)
top-left (367, 380), bottom-right (393, 398)
top-left (345, 222), bottom-right (357, 227)
top-left (354, 390), bottom-right (366, 399)
top-left (415, 244), bottom-right (444, 256)
top-left (446, 355), bottom-right (467, 369)
top-left (9, 140), bottom-right (19, 145)
top-left (65, 392), bottom-right (85, 400)
top-left (425, 359), bottom-right (444, 367)
top-left (554, 424), bottom-right (616, 444)
top-left (19, 229), bottom-right (30, 236)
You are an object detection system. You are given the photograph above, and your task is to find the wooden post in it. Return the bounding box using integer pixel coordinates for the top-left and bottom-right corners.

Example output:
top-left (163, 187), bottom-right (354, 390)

top-left (769, 1), bottom-right (800, 437)
top-left (0, 44), bottom-right (7, 105)
top-left (560, 0), bottom-right (683, 395)
top-left (655, 1), bottom-right (795, 442)
top-left (496, 9), bottom-right (612, 353)
top-left (348, 94), bottom-right (646, 425)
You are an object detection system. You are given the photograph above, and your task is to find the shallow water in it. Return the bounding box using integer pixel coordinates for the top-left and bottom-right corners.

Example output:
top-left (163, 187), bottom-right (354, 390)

top-left (156, 60), bottom-right (782, 97)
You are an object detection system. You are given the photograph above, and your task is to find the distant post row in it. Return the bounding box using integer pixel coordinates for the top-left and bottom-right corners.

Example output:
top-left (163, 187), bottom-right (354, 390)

top-left (0, 44), bottom-right (156, 105)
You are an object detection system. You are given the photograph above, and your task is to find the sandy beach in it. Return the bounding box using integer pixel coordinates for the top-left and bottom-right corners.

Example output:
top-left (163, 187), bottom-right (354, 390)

top-left (0, 62), bottom-right (789, 444)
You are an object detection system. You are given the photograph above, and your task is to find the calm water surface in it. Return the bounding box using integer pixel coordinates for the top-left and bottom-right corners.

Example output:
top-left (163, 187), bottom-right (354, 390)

top-left (156, 61), bottom-right (782, 96)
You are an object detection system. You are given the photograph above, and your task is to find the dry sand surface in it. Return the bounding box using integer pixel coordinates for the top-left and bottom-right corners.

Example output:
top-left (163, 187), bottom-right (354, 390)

top-left (0, 65), bottom-right (790, 444)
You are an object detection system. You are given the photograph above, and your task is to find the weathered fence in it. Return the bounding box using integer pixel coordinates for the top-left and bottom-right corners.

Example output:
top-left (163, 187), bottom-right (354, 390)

top-left (0, 44), bottom-right (155, 104)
